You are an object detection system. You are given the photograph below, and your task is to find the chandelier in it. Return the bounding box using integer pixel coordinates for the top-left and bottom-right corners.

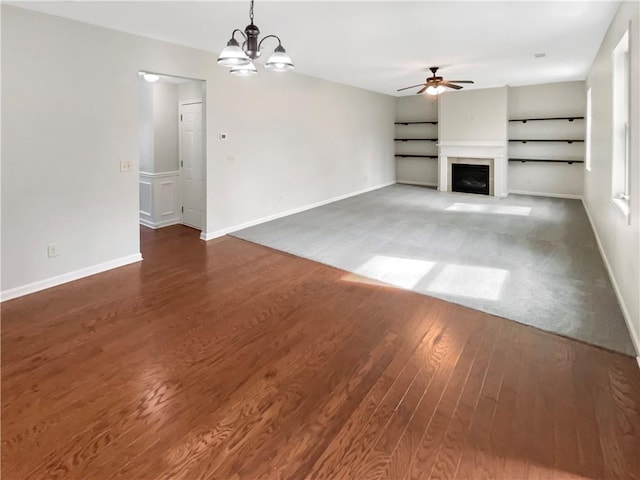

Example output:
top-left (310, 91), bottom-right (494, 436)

top-left (217, 0), bottom-right (295, 76)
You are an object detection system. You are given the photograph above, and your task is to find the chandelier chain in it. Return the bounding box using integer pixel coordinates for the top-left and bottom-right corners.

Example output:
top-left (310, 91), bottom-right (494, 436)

top-left (249, 0), bottom-right (254, 24)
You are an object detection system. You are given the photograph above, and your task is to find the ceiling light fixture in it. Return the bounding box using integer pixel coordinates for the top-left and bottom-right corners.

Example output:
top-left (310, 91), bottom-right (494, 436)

top-left (230, 61), bottom-right (258, 77)
top-left (217, 0), bottom-right (294, 74)
top-left (426, 85), bottom-right (446, 96)
top-left (141, 72), bottom-right (160, 83)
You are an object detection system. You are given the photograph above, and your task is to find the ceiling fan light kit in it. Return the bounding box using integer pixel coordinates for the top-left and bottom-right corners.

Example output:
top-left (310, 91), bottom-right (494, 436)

top-left (398, 67), bottom-right (473, 95)
top-left (217, 0), bottom-right (294, 75)
top-left (426, 85), bottom-right (446, 95)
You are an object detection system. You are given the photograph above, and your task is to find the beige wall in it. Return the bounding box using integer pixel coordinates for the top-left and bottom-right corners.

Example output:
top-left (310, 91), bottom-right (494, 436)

top-left (152, 81), bottom-right (179, 174)
top-left (438, 86), bottom-right (508, 143)
top-left (584, 1), bottom-right (639, 354)
top-left (1, 5), bottom-right (395, 296)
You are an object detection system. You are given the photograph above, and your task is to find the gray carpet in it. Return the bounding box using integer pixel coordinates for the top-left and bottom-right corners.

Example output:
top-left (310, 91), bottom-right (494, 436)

top-left (232, 184), bottom-right (636, 356)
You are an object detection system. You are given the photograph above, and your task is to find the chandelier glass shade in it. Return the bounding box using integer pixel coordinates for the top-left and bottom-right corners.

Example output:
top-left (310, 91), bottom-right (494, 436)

top-left (230, 60), bottom-right (258, 76)
top-left (217, 0), bottom-right (294, 75)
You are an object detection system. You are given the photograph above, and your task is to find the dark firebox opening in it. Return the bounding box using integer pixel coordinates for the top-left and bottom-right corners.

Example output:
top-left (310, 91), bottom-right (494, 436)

top-left (452, 164), bottom-right (490, 195)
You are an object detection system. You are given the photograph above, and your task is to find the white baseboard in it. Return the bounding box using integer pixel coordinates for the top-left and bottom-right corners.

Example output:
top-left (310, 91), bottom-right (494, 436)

top-left (582, 199), bottom-right (640, 361)
top-left (0, 253), bottom-right (143, 302)
top-left (396, 181), bottom-right (438, 187)
top-left (139, 218), bottom-right (180, 229)
top-left (201, 181), bottom-right (395, 241)
top-left (509, 189), bottom-right (583, 200)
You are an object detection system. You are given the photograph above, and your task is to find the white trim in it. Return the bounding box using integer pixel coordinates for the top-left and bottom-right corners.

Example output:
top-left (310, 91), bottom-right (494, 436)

top-left (180, 98), bottom-right (202, 106)
top-left (437, 141), bottom-right (506, 147)
top-left (0, 253), bottom-right (143, 302)
top-left (612, 196), bottom-right (631, 220)
top-left (397, 181), bottom-right (438, 187)
top-left (582, 198), bottom-right (640, 359)
top-left (139, 171), bottom-right (180, 178)
top-left (200, 181), bottom-right (395, 241)
top-left (509, 189), bottom-right (583, 200)
top-left (139, 218), bottom-right (180, 229)
top-left (179, 100), bottom-right (205, 231)
top-left (438, 142), bottom-right (508, 197)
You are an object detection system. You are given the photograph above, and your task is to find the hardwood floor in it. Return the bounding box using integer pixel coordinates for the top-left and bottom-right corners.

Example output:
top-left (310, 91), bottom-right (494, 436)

top-left (2, 224), bottom-right (639, 479)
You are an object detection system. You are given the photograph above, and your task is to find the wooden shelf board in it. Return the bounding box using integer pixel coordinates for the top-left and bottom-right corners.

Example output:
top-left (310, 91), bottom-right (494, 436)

top-left (509, 139), bottom-right (584, 143)
top-left (395, 121), bottom-right (438, 125)
top-left (508, 116), bottom-right (584, 123)
top-left (509, 158), bottom-right (585, 164)
top-left (394, 138), bottom-right (438, 141)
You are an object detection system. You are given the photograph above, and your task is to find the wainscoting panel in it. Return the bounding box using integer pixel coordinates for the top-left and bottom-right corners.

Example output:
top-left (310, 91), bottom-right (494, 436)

top-left (139, 181), bottom-right (153, 219)
top-left (139, 172), bottom-right (181, 229)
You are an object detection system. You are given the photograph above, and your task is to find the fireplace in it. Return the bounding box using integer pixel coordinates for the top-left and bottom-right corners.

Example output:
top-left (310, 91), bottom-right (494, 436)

top-left (452, 164), bottom-right (490, 195)
top-left (438, 142), bottom-right (507, 197)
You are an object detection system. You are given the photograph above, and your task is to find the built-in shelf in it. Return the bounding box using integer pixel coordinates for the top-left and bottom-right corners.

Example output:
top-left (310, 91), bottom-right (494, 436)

top-left (394, 119), bottom-right (438, 184)
top-left (509, 158), bottom-right (584, 164)
top-left (394, 121), bottom-right (438, 125)
top-left (509, 139), bottom-right (584, 144)
top-left (509, 116), bottom-right (584, 123)
top-left (394, 138), bottom-right (438, 142)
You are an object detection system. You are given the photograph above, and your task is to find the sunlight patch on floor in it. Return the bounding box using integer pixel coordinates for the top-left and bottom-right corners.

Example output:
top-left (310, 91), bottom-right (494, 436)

top-left (353, 255), bottom-right (436, 289)
top-left (424, 264), bottom-right (509, 300)
top-left (445, 202), bottom-right (532, 216)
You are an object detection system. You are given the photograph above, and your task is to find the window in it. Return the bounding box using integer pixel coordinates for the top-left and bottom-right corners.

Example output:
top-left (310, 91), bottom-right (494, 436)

top-left (585, 87), bottom-right (592, 172)
top-left (611, 29), bottom-right (630, 218)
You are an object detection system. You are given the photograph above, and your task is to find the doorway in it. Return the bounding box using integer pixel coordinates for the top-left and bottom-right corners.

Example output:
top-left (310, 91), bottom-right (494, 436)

top-left (138, 72), bottom-right (206, 234)
top-left (179, 100), bottom-right (204, 229)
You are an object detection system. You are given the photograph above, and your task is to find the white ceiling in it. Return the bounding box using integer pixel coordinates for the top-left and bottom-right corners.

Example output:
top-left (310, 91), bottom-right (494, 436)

top-left (13, 1), bottom-right (620, 96)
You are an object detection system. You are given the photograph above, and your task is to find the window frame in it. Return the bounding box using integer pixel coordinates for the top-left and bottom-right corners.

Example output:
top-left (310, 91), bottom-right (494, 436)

top-left (611, 28), bottom-right (630, 220)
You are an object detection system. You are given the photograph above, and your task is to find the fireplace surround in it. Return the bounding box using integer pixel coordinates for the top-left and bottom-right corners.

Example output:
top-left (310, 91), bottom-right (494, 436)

top-left (437, 141), bottom-right (508, 197)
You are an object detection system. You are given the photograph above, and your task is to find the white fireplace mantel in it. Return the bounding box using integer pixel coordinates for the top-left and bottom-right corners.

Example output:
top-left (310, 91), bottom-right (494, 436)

top-left (438, 141), bottom-right (508, 197)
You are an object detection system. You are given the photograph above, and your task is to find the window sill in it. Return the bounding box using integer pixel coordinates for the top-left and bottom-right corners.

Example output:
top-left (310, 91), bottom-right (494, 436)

top-left (612, 196), bottom-right (630, 219)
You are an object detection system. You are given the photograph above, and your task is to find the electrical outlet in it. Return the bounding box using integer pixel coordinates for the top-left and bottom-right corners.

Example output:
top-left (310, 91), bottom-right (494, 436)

top-left (226, 155), bottom-right (235, 164)
top-left (120, 161), bottom-right (133, 172)
top-left (47, 243), bottom-right (59, 258)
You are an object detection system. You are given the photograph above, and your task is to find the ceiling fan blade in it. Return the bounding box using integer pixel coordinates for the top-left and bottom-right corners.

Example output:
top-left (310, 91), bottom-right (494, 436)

top-left (397, 83), bottom-right (427, 92)
top-left (440, 82), bottom-right (463, 90)
top-left (416, 86), bottom-right (428, 94)
top-left (445, 80), bottom-right (474, 84)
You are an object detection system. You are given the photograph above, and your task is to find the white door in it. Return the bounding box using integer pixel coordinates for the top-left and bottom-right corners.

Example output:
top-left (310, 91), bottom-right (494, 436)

top-left (180, 102), bottom-right (204, 229)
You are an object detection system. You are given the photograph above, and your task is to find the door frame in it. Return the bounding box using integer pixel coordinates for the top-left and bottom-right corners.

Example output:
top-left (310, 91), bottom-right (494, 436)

top-left (178, 98), bottom-right (206, 232)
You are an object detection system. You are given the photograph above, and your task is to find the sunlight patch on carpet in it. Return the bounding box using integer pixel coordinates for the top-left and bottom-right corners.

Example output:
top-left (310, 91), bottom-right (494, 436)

top-left (445, 202), bottom-right (532, 216)
top-left (354, 255), bottom-right (436, 289)
top-left (424, 264), bottom-right (509, 301)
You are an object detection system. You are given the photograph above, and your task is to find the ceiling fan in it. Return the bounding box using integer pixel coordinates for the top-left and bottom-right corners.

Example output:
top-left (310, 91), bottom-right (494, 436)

top-left (397, 67), bottom-right (474, 95)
